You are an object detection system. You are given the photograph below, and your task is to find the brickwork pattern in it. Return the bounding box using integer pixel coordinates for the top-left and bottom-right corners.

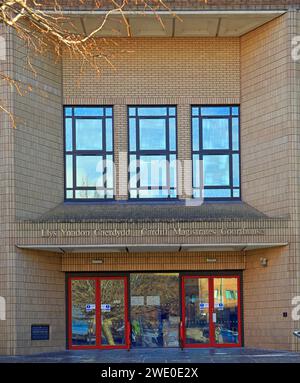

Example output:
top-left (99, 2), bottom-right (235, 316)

top-left (241, 11), bottom-right (300, 352)
top-left (13, 37), bottom-right (64, 220)
top-left (0, 25), bottom-right (16, 356)
top-left (244, 247), bottom-right (293, 351)
top-left (62, 252), bottom-right (245, 272)
top-left (41, 1), bottom-right (300, 11)
top-left (241, 14), bottom-right (291, 217)
top-left (0, 29), bottom-right (66, 355)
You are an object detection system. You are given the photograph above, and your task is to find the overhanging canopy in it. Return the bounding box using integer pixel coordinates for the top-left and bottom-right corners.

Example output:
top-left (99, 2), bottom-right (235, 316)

top-left (57, 11), bottom-right (285, 38)
top-left (16, 242), bottom-right (288, 254)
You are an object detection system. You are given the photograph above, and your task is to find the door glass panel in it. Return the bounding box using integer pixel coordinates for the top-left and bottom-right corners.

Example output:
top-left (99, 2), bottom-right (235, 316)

top-left (71, 279), bottom-right (96, 346)
top-left (214, 278), bottom-right (239, 344)
top-left (100, 279), bottom-right (126, 346)
top-left (184, 278), bottom-right (210, 344)
top-left (130, 273), bottom-right (180, 347)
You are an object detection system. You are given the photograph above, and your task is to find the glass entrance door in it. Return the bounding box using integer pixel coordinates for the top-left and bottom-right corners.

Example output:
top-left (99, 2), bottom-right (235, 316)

top-left (69, 276), bottom-right (129, 349)
top-left (181, 276), bottom-right (241, 348)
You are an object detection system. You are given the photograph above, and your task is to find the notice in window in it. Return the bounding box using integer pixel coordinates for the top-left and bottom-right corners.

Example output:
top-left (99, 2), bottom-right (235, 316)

top-left (146, 296), bottom-right (160, 306)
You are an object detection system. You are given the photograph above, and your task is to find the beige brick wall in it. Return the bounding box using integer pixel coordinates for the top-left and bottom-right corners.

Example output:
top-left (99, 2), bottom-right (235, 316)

top-left (243, 247), bottom-right (293, 351)
top-left (0, 25), bottom-right (16, 356)
top-left (241, 11), bottom-right (300, 352)
top-left (13, 249), bottom-right (65, 355)
top-left (240, 15), bottom-right (291, 217)
top-left (0, 28), bottom-right (66, 355)
top-left (13, 34), bottom-right (64, 220)
top-left (62, 251), bottom-right (246, 272)
top-left (63, 37), bottom-right (240, 103)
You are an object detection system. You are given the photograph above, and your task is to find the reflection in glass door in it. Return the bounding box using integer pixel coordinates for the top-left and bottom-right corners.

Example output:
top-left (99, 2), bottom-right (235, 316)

top-left (182, 276), bottom-right (241, 348)
top-left (130, 273), bottom-right (180, 347)
top-left (100, 278), bottom-right (127, 347)
top-left (182, 277), bottom-right (210, 346)
top-left (70, 278), bottom-right (97, 347)
top-left (213, 278), bottom-right (240, 345)
top-left (69, 276), bottom-right (129, 349)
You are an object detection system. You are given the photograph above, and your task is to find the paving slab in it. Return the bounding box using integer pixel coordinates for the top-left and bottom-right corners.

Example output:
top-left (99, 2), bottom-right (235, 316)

top-left (0, 348), bottom-right (300, 363)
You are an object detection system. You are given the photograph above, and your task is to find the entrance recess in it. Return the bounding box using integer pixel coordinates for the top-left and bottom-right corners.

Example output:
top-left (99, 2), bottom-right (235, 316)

top-left (68, 274), bottom-right (241, 349)
top-left (68, 276), bottom-right (129, 349)
top-left (181, 276), bottom-right (241, 348)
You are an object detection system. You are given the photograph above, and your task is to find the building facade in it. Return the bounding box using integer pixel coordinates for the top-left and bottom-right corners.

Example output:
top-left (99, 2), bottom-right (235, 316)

top-left (0, 1), bottom-right (300, 355)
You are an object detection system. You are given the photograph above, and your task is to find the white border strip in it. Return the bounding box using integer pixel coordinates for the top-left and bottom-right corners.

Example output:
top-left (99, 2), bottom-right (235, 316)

top-left (16, 242), bottom-right (289, 253)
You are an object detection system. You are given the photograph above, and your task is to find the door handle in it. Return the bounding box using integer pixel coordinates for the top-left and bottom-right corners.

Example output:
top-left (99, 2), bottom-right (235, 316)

top-left (212, 313), bottom-right (217, 323)
top-left (126, 321), bottom-right (131, 351)
top-left (179, 321), bottom-right (184, 350)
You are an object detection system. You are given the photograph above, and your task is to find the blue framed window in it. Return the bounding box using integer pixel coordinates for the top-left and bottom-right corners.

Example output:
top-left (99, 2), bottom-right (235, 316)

top-left (128, 106), bottom-right (177, 199)
top-left (64, 106), bottom-right (114, 200)
top-left (192, 106), bottom-right (240, 200)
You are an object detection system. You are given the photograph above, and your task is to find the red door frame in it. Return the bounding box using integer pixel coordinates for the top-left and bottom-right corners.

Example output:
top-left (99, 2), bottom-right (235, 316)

top-left (181, 275), bottom-right (242, 348)
top-left (68, 276), bottom-right (129, 350)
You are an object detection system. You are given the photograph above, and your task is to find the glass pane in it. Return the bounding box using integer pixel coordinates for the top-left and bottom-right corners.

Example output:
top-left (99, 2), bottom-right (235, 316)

top-left (202, 119), bottom-right (229, 150)
top-left (184, 278), bottom-right (210, 344)
top-left (193, 154), bottom-right (201, 188)
top-left (101, 279), bottom-right (126, 346)
top-left (232, 107), bottom-right (239, 116)
top-left (214, 278), bottom-right (239, 344)
top-left (76, 119), bottom-right (103, 150)
top-left (106, 107), bottom-right (113, 117)
top-left (66, 190), bottom-right (73, 199)
top-left (75, 190), bottom-right (106, 199)
top-left (137, 107), bottom-right (167, 116)
top-left (130, 273), bottom-right (180, 347)
top-left (105, 155), bottom-right (114, 190)
top-left (71, 279), bottom-right (96, 346)
top-left (169, 118), bottom-right (176, 151)
top-left (129, 107), bottom-right (136, 116)
top-left (233, 188), bottom-right (240, 198)
top-left (201, 107), bottom-right (230, 116)
top-left (139, 189), bottom-right (169, 198)
top-left (193, 189), bottom-right (201, 198)
top-left (65, 107), bottom-right (72, 117)
top-left (192, 107), bottom-right (199, 116)
top-left (233, 154), bottom-right (240, 187)
top-left (129, 118), bottom-right (136, 151)
top-left (106, 189), bottom-right (114, 199)
top-left (203, 155), bottom-right (229, 186)
top-left (232, 118), bottom-right (239, 150)
top-left (66, 155), bottom-right (73, 188)
top-left (74, 107), bottom-right (103, 116)
top-left (105, 119), bottom-right (113, 151)
top-left (130, 189), bottom-right (137, 198)
top-left (203, 189), bottom-right (231, 198)
top-left (170, 154), bottom-right (177, 190)
top-left (169, 107), bottom-right (176, 116)
top-left (192, 118), bottom-right (199, 151)
top-left (169, 189), bottom-right (177, 198)
top-left (76, 156), bottom-right (103, 187)
top-left (139, 155), bottom-right (167, 188)
top-left (139, 119), bottom-right (166, 150)
top-left (129, 155), bottom-right (137, 189)
top-left (65, 118), bottom-right (72, 151)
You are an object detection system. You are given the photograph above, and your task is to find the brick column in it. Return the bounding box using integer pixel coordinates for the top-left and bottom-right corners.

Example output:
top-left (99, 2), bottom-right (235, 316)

top-left (177, 104), bottom-right (192, 200)
top-left (114, 104), bottom-right (128, 200)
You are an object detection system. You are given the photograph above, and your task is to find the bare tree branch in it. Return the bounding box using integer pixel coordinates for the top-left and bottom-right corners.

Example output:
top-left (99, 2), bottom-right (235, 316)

top-left (0, 0), bottom-right (206, 127)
